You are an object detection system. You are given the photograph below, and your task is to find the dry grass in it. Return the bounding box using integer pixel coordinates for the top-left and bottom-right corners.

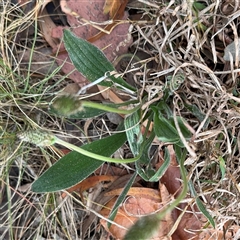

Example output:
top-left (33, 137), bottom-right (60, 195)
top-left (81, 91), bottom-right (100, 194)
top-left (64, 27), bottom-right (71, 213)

top-left (1, 0), bottom-right (240, 239)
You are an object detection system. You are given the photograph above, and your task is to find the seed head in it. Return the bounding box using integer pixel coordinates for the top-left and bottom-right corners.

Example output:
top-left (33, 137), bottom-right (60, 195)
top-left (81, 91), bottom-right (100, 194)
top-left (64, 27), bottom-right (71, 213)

top-left (50, 94), bottom-right (83, 117)
top-left (18, 130), bottom-right (56, 147)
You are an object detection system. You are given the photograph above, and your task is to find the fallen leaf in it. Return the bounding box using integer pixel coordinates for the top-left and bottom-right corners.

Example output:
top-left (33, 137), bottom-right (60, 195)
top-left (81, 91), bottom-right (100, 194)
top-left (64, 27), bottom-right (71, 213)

top-left (18, 47), bottom-right (59, 75)
top-left (199, 225), bottom-right (240, 240)
top-left (103, 0), bottom-right (128, 19)
top-left (39, 8), bottom-right (59, 49)
top-left (81, 174), bottom-right (139, 237)
top-left (62, 175), bottom-right (118, 198)
top-left (105, 187), bottom-right (161, 202)
top-left (100, 184), bottom-right (173, 240)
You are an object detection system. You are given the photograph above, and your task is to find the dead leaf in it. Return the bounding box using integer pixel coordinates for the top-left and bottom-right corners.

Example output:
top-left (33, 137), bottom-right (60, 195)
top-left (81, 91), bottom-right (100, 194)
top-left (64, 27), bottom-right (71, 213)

top-left (103, 0), bottom-right (128, 19)
top-left (105, 187), bottom-right (161, 202)
top-left (61, 175), bottom-right (118, 199)
top-left (81, 174), bottom-right (140, 238)
top-left (199, 225), bottom-right (240, 240)
top-left (39, 8), bottom-right (59, 49)
top-left (100, 184), bottom-right (173, 240)
top-left (18, 47), bottom-right (59, 75)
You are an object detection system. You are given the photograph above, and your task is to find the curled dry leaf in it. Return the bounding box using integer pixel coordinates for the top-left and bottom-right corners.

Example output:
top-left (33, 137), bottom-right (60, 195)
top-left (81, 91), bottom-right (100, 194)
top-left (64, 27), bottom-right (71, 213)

top-left (100, 184), bottom-right (174, 240)
top-left (81, 174), bottom-right (140, 237)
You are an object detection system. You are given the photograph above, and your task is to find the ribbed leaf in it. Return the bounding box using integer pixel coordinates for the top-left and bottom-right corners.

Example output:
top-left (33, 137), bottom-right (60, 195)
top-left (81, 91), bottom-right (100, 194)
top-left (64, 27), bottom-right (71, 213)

top-left (124, 111), bottom-right (143, 156)
top-left (32, 132), bottom-right (127, 192)
top-left (63, 30), bottom-right (136, 92)
top-left (153, 109), bottom-right (191, 147)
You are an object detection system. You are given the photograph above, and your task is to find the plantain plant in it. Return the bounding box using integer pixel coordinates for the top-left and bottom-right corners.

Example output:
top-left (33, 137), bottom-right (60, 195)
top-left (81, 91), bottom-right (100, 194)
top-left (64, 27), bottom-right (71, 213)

top-left (18, 30), bottom-right (214, 239)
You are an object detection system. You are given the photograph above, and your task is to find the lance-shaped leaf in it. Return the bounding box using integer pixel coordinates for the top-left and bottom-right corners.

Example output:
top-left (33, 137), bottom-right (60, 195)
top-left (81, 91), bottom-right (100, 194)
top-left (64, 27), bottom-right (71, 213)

top-left (153, 107), bottom-right (191, 147)
top-left (32, 132), bottom-right (127, 192)
top-left (63, 29), bottom-right (136, 92)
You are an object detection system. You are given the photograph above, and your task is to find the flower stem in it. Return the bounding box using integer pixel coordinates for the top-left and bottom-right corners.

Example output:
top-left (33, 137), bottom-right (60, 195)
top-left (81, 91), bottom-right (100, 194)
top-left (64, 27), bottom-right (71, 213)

top-left (81, 101), bottom-right (140, 115)
top-left (55, 136), bottom-right (140, 163)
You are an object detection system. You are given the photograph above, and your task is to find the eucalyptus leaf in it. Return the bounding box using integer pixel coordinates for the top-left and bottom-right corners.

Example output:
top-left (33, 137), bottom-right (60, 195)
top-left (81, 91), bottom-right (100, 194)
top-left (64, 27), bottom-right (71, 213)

top-left (32, 132), bottom-right (127, 192)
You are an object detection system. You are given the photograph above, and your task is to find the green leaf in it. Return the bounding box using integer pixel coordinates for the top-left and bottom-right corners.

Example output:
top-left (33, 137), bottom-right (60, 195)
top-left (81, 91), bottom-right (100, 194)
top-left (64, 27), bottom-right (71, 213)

top-left (184, 103), bottom-right (210, 129)
top-left (31, 132), bottom-right (127, 192)
top-left (124, 213), bottom-right (161, 240)
top-left (135, 131), bottom-right (156, 181)
top-left (136, 133), bottom-right (170, 182)
top-left (153, 108), bottom-right (191, 147)
top-left (153, 110), bottom-right (180, 144)
top-left (219, 156), bottom-right (226, 180)
top-left (148, 147), bottom-right (170, 182)
top-left (63, 30), bottom-right (136, 92)
top-left (124, 111), bottom-right (143, 156)
top-left (174, 144), bottom-right (186, 164)
top-left (193, 1), bottom-right (206, 11)
top-left (169, 117), bottom-right (192, 139)
top-left (188, 180), bottom-right (215, 227)
top-left (107, 172), bottom-right (137, 228)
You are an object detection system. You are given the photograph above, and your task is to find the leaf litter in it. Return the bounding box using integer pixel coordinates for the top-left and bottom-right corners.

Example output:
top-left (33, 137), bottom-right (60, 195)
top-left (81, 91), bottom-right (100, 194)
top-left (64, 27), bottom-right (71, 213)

top-left (1, 0), bottom-right (240, 239)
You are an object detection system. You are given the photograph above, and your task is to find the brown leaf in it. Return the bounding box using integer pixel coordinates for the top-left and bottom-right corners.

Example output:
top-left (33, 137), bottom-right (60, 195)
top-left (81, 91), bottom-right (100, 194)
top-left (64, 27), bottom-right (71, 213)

top-left (103, 0), bottom-right (128, 19)
top-left (61, 175), bottom-right (118, 199)
top-left (39, 8), bottom-right (59, 49)
top-left (100, 185), bottom-right (173, 240)
top-left (199, 225), bottom-right (240, 240)
top-left (105, 187), bottom-right (161, 202)
top-left (81, 174), bottom-right (139, 237)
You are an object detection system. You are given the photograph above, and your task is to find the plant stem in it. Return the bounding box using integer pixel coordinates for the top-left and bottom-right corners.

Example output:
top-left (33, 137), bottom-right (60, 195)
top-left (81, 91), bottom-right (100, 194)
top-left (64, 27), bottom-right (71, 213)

top-left (81, 101), bottom-right (140, 115)
top-left (55, 136), bottom-right (140, 163)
